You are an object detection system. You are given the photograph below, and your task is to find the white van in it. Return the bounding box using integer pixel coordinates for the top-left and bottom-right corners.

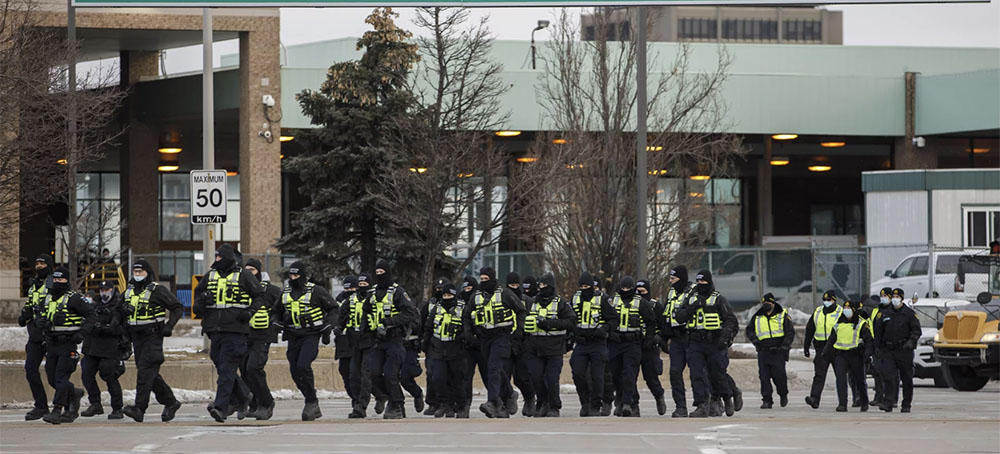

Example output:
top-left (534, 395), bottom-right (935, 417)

top-left (870, 251), bottom-right (989, 300)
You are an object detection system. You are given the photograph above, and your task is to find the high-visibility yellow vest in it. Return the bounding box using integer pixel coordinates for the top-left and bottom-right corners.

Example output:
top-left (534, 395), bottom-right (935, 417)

top-left (124, 283), bottom-right (166, 326)
top-left (346, 293), bottom-right (364, 330)
top-left (432, 300), bottom-right (465, 341)
top-left (572, 292), bottom-right (604, 329)
top-left (367, 285), bottom-right (399, 330)
top-left (833, 320), bottom-right (867, 351)
top-left (249, 280), bottom-right (271, 330)
top-left (525, 297), bottom-right (566, 336)
top-left (812, 305), bottom-right (843, 341)
top-left (611, 295), bottom-right (643, 333)
top-left (44, 292), bottom-right (84, 332)
top-left (206, 270), bottom-right (251, 310)
top-left (868, 307), bottom-right (880, 337)
top-left (663, 284), bottom-right (693, 327)
top-left (282, 283), bottom-right (323, 328)
top-left (24, 281), bottom-right (48, 313)
top-left (473, 289), bottom-right (514, 329)
top-left (754, 309), bottom-right (787, 340)
top-left (689, 293), bottom-right (721, 330)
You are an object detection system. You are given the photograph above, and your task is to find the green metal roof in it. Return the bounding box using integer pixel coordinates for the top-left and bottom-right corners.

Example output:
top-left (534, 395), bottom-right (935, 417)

top-left (862, 169), bottom-right (1000, 192)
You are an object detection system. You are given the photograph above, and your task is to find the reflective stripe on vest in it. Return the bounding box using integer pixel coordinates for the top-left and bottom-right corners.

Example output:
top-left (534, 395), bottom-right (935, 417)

top-left (250, 280), bottom-right (271, 330)
top-left (206, 270), bottom-right (251, 309)
top-left (611, 295), bottom-right (642, 333)
top-left (473, 290), bottom-right (514, 329)
top-left (368, 285), bottom-right (399, 330)
top-left (346, 293), bottom-right (364, 330)
top-left (868, 307), bottom-right (880, 337)
top-left (45, 292), bottom-right (84, 332)
top-left (525, 297), bottom-right (566, 336)
top-left (27, 282), bottom-right (48, 310)
top-left (754, 309), bottom-right (786, 340)
top-left (688, 293), bottom-right (721, 330)
top-left (283, 283), bottom-right (323, 328)
top-left (432, 300), bottom-right (466, 341)
top-left (572, 292), bottom-right (604, 329)
top-left (124, 283), bottom-right (166, 326)
top-left (833, 321), bottom-right (866, 350)
top-left (663, 284), bottom-right (693, 327)
top-left (812, 305), bottom-right (843, 341)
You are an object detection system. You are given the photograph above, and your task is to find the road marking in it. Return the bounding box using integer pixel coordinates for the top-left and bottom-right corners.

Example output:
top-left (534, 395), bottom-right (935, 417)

top-left (699, 448), bottom-right (728, 454)
top-left (131, 444), bottom-right (159, 453)
top-left (280, 431), bottom-right (693, 437)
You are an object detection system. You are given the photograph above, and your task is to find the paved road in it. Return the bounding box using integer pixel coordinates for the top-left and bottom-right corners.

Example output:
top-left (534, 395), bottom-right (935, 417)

top-left (2, 383), bottom-right (998, 454)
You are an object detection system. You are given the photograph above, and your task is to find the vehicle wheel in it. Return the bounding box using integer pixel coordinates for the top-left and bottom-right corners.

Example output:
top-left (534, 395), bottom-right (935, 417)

top-left (942, 364), bottom-right (989, 391)
top-left (933, 374), bottom-right (948, 388)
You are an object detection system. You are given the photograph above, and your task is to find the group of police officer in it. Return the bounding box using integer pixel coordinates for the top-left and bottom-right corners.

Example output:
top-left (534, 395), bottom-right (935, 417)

top-left (19, 245), bottom-right (920, 423)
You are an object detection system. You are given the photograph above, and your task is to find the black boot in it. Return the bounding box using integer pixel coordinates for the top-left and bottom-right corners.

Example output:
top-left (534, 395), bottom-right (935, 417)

top-left (81, 403), bottom-right (104, 417)
top-left (254, 402), bottom-right (274, 421)
top-left (723, 396), bottom-right (735, 417)
top-left (413, 394), bottom-right (425, 413)
top-left (835, 405), bottom-right (847, 412)
top-left (522, 396), bottom-right (536, 417)
top-left (709, 398), bottom-right (723, 417)
top-left (455, 405), bottom-right (470, 419)
top-left (804, 395), bottom-right (820, 409)
top-left (348, 405), bottom-right (366, 419)
top-left (671, 407), bottom-right (688, 418)
top-left (25, 407), bottom-right (48, 421)
top-left (302, 401), bottom-right (322, 421)
top-left (43, 406), bottom-right (64, 425)
top-left (760, 401), bottom-right (773, 409)
top-left (600, 401), bottom-right (612, 416)
top-left (434, 404), bottom-right (449, 418)
top-left (383, 402), bottom-right (404, 420)
top-left (504, 390), bottom-right (519, 417)
top-left (479, 401), bottom-right (499, 418)
top-left (209, 405), bottom-right (227, 423)
top-left (162, 401), bottom-right (182, 422)
top-left (423, 404), bottom-right (438, 416)
top-left (689, 405), bottom-right (710, 418)
top-left (108, 408), bottom-right (124, 420)
top-left (733, 387), bottom-right (744, 412)
top-left (780, 395), bottom-right (788, 408)
top-left (655, 395), bottom-right (667, 416)
top-left (122, 405), bottom-right (144, 422)
top-left (374, 396), bottom-right (387, 415)
top-left (67, 388), bottom-right (84, 416)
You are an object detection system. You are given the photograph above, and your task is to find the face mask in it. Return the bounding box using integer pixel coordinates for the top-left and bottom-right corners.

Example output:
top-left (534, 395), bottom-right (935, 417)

top-left (290, 276), bottom-right (305, 289)
top-left (696, 283), bottom-right (711, 295)
top-left (51, 282), bottom-right (69, 296)
top-left (133, 274), bottom-right (146, 283)
top-left (539, 286), bottom-right (555, 298)
top-left (442, 296), bottom-right (456, 307)
top-left (823, 299), bottom-right (833, 308)
top-left (843, 308), bottom-right (854, 319)
top-left (100, 291), bottom-right (113, 303)
top-left (357, 285), bottom-right (371, 296)
top-left (619, 288), bottom-right (635, 300)
top-left (375, 273), bottom-right (391, 287)
top-left (479, 279), bottom-right (497, 294)
top-left (879, 296), bottom-right (889, 306)
top-left (36, 266), bottom-right (50, 277)
top-left (580, 288), bottom-right (595, 300)
top-left (892, 298), bottom-right (903, 308)
top-left (84, 297), bottom-right (94, 304)
top-left (763, 303), bottom-right (774, 313)
top-left (508, 285), bottom-right (522, 296)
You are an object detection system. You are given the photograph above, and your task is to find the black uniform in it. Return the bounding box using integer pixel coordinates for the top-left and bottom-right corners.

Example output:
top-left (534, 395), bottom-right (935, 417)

top-left (243, 259), bottom-right (282, 420)
top-left (40, 270), bottom-right (95, 425)
top-left (193, 245), bottom-right (265, 422)
top-left (675, 271), bottom-right (738, 417)
top-left (821, 310), bottom-right (874, 410)
top-left (506, 272), bottom-right (534, 417)
top-left (81, 286), bottom-right (127, 415)
top-left (606, 276), bottom-right (657, 417)
top-left (660, 267), bottom-right (695, 415)
top-left (523, 273), bottom-right (575, 417)
top-left (873, 300), bottom-right (921, 411)
top-left (745, 297), bottom-right (795, 407)
top-left (568, 272), bottom-right (616, 416)
top-left (18, 254), bottom-right (54, 418)
top-left (422, 283), bottom-right (472, 416)
top-left (636, 279), bottom-right (666, 415)
top-left (334, 277), bottom-right (358, 403)
top-left (466, 267), bottom-right (526, 418)
top-left (803, 293), bottom-right (843, 408)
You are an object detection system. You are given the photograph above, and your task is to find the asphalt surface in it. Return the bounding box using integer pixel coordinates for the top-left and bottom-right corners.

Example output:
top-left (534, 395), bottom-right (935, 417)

top-left (2, 381), bottom-right (998, 454)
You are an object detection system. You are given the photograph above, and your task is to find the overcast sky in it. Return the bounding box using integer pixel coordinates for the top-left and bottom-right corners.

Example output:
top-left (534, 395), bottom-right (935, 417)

top-left (157, 3), bottom-right (1000, 75)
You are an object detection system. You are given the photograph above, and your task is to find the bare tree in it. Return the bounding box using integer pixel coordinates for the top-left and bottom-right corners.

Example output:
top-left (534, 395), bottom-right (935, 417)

top-left (535, 8), bottom-right (746, 292)
top-left (56, 199), bottom-right (123, 286)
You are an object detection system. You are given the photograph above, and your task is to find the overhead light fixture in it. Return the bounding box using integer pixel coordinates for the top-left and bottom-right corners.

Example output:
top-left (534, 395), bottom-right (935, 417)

top-left (820, 141), bottom-right (845, 148)
top-left (175, 213), bottom-right (190, 218)
top-left (770, 157), bottom-right (790, 166)
top-left (566, 164), bottom-right (584, 169)
top-left (279, 135), bottom-right (294, 143)
top-left (279, 154), bottom-right (285, 159)
top-left (57, 158), bottom-right (68, 165)
top-left (646, 145), bottom-right (663, 152)
top-left (968, 147), bottom-right (990, 154)
top-left (495, 130), bottom-right (522, 137)
top-left (689, 175), bottom-right (711, 181)
top-left (808, 165), bottom-right (832, 172)
top-left (771, 134), bottom-right (798, 141)
top-left (226, 171), bottom-right (238, 176)
top-left (158, 164), bottom-right (179, 172)
top-left (516, 157), bottom-right (539, 163)
top-left (409, 167), bottom-right (428, 173)
top-left (552, 138), bottom-right (568, 145)
top-left (689, 192), bottom-right (705, 198)
top-left (648, 169), bottom-right (668, 175)
top-left (457, 173), bottom-right (475, 178)
top-left (158, 147), bottom-right (182, 154)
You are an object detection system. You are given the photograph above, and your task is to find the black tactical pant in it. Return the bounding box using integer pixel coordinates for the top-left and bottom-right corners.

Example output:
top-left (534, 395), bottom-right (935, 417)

top-left (361, 338), bottom-right (406, 406)
top-left (400, 342), bottom-right (423, 400)
top-left (130, 329), bottom-right (177, 411)
top-left (687, 340), bottom-right (731, 402)
top-left (350, 347), bottom-right (388, 409)
top-left (510, 338), bottom-right (535, 404)
top-left (834, 350), bottom-right (867, 407)
top-left (608, 339), bottom-right (642, 409)
top-left (525, 349), bottom-right (563, 411)
top-left (25, 340), bottom-right (48, 410)
top-left (756, 348), bottom-right (788, 404)
top-left (242, 340), bottom-right (273, 409)
top-left (570, 339), bottom-right (607, 410)
top-left (808, 341), bottom-right (832, 403)
top-left (81, 354), bottom-right (123, 410)
top-left (209, 332), bottom-right (249, 410)
top-left (288, 333), bottom-right (320, 402)
top-left (429, 353), bottom-right (470, 409)
top-left (44, 339), bottom-right (80, 408)
top-left (338, 355), bottom-right (354, 401)
top-left (481, 334), bottom-right (514, 405)
top-left (880, 347), bottom-right (915, 409)
top-left (640, 345), bottom-right (665, 404)
top-left (668, 334), bottom-right (689, 409)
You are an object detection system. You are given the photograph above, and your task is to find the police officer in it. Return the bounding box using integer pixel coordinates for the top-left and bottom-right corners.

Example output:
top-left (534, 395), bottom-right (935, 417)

top-left (874, 288), bottom-right (921, 413)
top-left (802, 290), bottom-right (843, 409)
top-left (401, 292), bottom-right (425, 415)
top-left (660, 266), bottom-right (694, 417)
top-left (522, 272), bottom-right (574, 417)
top-left (676, 270), bottom-right (737, 418)
top-left (423, 282), bottom-right (472, 418)
top-left (271, 260), bottom-right (337, 420)
top-left (334, 276), bottom-right (359, 408)
top-left (865, 287), bottom-right (892, 406)
top-left (467, 266), bottom-right (526, 418)
top-left (635, 279), bottom-right (667, 416)
top-left (121, 260), bottom-right (184, 423)
top-left (746, 293), bottom-right (795, 409)
top-left (569, 272), bottom-right (614, 417)
top-left (356, 260), bottom-right (418, 419)
top-left (606, 276), bottom-right (657, 417)
top-left (40, 267), bottom-right (95, 424)
top-left (18, 254), bottom-right (54, 420)
top-left (193, 244), bottom-right (265, 423)
top-left (80, 280), bottom-right (126, 419)
top-left (341, 273), bottom-right (380, 418)
top-left (821, 300), bottom-right (873, 412)
top-left (242, 258), bottom-right (281, 420)
top-left (506, 272), bottom-right (532, 417)
top-left (419, 278), bottom-right (449, 416)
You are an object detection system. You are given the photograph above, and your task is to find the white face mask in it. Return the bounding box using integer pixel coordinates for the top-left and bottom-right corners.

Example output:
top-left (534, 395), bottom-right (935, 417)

top-left (843, 308), bottom-right (854, 319)
top-left (879, 296), bottom-right (889, 306)
top-left (823, 300), bottom-right (834, 308)
top-left (892, 298), bottom-right (903, 308)
top-left (133, 274), bottom-right (146, 282)
top-left (100, 291), bottom-right (113, 302)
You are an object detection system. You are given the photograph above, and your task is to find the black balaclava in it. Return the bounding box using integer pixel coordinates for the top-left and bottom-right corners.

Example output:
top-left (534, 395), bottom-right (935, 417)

top-left (213, 244), bottom-right (236, 271)
top-left (245, 258), bottom-right (264, 282)
top-left (375, 259), bottom-right (392, 288)
top-left (538, 272), bottom-right (556, 299)
top-left (670, 266), bottom-right (689, 291)
top-left (234, 250), bottom-right (244, 268)
top-left (433, 277), bottom-right (450, 300)
top-left (356, 273), bottom-right (373, 297)
top-left (578, 272), bottom-right (594, 300)
top-left (506, 272), bottom-right (522, 296)
top-left (342, 275), bottom-right (359, 298)
top-left (479, 267), bottom-right (498, 294)
top-left (441, 283), bottom-right (458, 309)
top-left (461, 276), bottom-right (478, 301)
top-left (695, 270), bottom-right (714, 295)
top-left (35, 254), bottom-right (54, 278)
top-left (618, 276), bottom-right (636, 301)
top-left (522, 275), bottom-right (538, 298)
top-left (132, 260), bottom-right (154, 289)
top-left (636, 279), bottom-right (651, 298)
top-left (50, 266), bottom-right (70, 297)
top-left (288, 261), bottom-right (307, 290)
top-left (761, 292), bottom-right (776, 314)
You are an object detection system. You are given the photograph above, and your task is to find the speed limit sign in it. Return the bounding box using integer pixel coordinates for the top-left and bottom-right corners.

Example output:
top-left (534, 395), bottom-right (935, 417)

top-left (190, 170), bottom-right (228, 224)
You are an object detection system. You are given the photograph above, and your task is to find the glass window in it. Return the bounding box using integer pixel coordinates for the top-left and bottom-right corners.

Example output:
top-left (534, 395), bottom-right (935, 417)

top-left (894, 257), bottom-right (915, 277)
top-left (721, 254), bottom-right (754, 274)
top-left (76, 174), bottom-right (100, 200)
top-left (101, 173), bottom-right (120, 200)
top-left (584, 26), bottom-right (595, 41)
top-left (161, 174), bottom-right (189, 200)
top-left (909, 256), bottom-right (929, 276)
top-left (161, 201), bottom-right (191, 241)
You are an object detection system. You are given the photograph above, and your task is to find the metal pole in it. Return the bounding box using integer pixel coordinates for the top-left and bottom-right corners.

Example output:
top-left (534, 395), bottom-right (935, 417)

top-left (202, 9), bottom-right (216, 272)
top-left (636, 6), bottom-right (649, 278)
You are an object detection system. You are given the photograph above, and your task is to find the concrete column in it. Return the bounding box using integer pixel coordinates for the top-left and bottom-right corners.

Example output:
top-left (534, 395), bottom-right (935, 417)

top-left (757, 137), bottom-right (774, 243)
top-left (120, 51), bottom-right (161, 267)
top-left (238, 23), bottom-right (281, 257)
top-left (895, 72), bottom-right (937, 169)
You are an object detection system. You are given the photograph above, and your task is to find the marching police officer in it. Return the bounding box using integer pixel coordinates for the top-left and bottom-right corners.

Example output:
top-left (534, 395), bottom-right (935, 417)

top-left (803, 290), bottom-right (843, 409)
top-left (467, 266), bottom-right (526, 418)
top-left (606, 276), bottom-right (657, 417)
top-left (356, 260), bottom-right (418, 419)
top-left (121, 260), bottom-right (184, 423)
top-left (40, 267), bottom-right (95, 424)
top-left (334, 276), bottom-right (359, 408)
top-left (420, 277), bottom-right (449, 416)
top-left (874, 288), bottom-right (921, 413)
top-left (242, 258), bottom-right (281, 420)
top-left (569, 272), bottom-right (614, 417)
top-left (523, 272), bottom-right (574, 417)
top-left (341, 273), bottom-right (377, 418)
top-left (401, 293), bottom-right (426, 415)
top-left (746, 293), bottom-right (795, 409)
top-left (422, 282), bottom-right (472, 418)
top-left (18, 254), bottom-right (54, 420)
top-left (865, 287), bottom-right (892, 406)
top-left (821, 300), bottom-right (873, 412)
top-left (675, 270), bottom-right (737, 418)
top-left (271, 260), bottom-right (338, 420)
top-left (80, 280), bottom-right (126, 419)
top-left (193, 244), bottom-right (265, 423)
top-left (660, 266), bottom-right (694, 417)
top-left (506, 272), bottom-right (532, 417)
top-left (636, 279), bottom-right (667, 416)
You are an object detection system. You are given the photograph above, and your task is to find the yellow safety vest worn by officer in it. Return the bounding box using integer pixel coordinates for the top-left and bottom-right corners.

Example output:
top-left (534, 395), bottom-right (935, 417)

top-left (283, 283), bottom-right (324, 329)
top-left (868, 307), bottom-right (880, 337)
top-left (688, 292), bottom-right (722, 330)
top-left (249, 280), bottom-right (272, 330)
top-left (525, 297), bottom-right (566, 336)
top-left (346, 292), bottom-right (365, 331)
top-left (24, 281), bottom-right (48, 315)
top-left (206, 269), bottom-right (251, 310)
top-left (572, 292), bottom-right (604, 329)
top-left (754, 309), bottom-right (787, 340)
top-left (124, 282), bottom-right (166, 326)
top-left (432, 300), bottom-right (466, 341)
top-left (812, 305), bottom-right (843, 341)
top-left (832, 320), bottom-right (867, 350)
top-left (611, 295), bottom-right (643, 333)
top-left (44, 292), bottom-right (84, 332)
top-left (473, 289), bottom-right (514, 329)
top-left (367, 285), bottom-right (399, 330)
top-left (664, 284), bottom-right (693, 327)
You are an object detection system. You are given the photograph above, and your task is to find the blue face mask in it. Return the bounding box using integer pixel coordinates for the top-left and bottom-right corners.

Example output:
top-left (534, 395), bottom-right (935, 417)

top-left (879, 296), bottom-right (889, 306)
top-left (892, 298), bottom-right (903, 308)
top-left (823, 299), bottom-right (834, 308)
top-left (843, 308), bottom-right (854, 319)
top-left (133, 274), bottom-right (146, 282)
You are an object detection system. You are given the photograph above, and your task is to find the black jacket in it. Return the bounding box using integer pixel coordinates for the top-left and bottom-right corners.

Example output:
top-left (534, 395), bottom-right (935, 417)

top-left (821, 315), bottom-right (874, 360)
top-left (422, 297), bottom-right (474, 360)
top-left (571, 291), bottom-right (617, 342)
top-left (603, 293), bottom-right (658, 345)
top-left (333, 290), bottom-right (355, 359)
top-left (354, 284), bottom-right (417, 344)
top-left (873, 304), bottom-right (922, 351)
top-left (125, 281), bottom-right (184, 336)
top-left (523, 294), bottom-right (576, 356)
top-left (745, 303), bottom-right (796, 351)
top-left (19, 276), bottom-right (53, 342)
top-left (250, 281), bottom-right (283, 343)
top-left (804, 303), bottom-right (843, 351)
top-left (675, 291), bottom-right (737, 346)
top-left (463, 287), bottom-right (527, 339)
top-left (271, 283), bottom-right (338, 337)
top-left (44, 291), bottom-right (96, 345)
top-left (194, 267), bottom-right (265, 335)
top-left (83, 291), bottom-right (126, 358)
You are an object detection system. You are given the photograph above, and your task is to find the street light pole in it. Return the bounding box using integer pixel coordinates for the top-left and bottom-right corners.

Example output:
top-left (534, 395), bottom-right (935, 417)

top-left (202, 9), bottom-right (215, 272)
top-left (636, 7), bottom-right (649, 278)
top-left (531, 20), bottom-right (550, 70)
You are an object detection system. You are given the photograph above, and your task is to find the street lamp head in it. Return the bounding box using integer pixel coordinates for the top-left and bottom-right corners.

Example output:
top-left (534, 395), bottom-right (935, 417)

top-left (535, 20), bottom-right (550, 31)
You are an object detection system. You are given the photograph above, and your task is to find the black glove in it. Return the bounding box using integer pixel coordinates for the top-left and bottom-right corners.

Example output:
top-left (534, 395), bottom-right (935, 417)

top-left (161, 324), bottom-right (173, 337)
top-left (281, 329), bottom-right (289, 342)
top-left (804, 347), bottom-right (811, 358)
top-left (783, 347), bottom-right (790, 362)
top-left (461, 332), bottom-right (476, 348)
top-left (334, 326), bottom-right (345, 336)
top-left (19, 306), bottom-right (33, 326)
top-left (537, 319), bottom-right (553, 331)
top-left (321, 332), bottom-right (331, 345)
top-left (643, 336), bottom-right (657, 350)
top-left (659, 338), bottom-right (670, 354)
top-left (376, 324), bottom-right (387, 337)
top-left (71, 332), bottom-right (84, 344)
top-left (865, 355), bottom-right (873, 368)
top-left (902, 340), bottom-right (916, 351)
